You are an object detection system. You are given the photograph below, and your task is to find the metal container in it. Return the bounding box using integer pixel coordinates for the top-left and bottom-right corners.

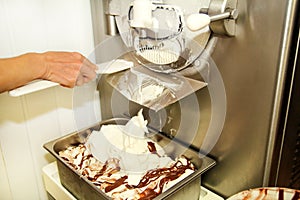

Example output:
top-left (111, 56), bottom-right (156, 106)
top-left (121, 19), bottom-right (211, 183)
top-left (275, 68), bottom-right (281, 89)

top-left (43, 118), bottom-right (216, 200)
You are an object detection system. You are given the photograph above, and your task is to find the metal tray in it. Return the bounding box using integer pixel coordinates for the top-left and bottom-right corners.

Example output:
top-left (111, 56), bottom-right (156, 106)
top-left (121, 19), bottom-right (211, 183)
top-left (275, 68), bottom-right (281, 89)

top-left (43, 118), bottom-right (216, 200)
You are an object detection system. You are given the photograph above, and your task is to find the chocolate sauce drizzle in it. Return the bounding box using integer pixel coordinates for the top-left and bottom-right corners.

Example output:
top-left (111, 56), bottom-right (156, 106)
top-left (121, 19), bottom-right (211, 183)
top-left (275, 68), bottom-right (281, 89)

top-left (253, 188), bottom-right (300, 200)
top-left (60, 144), bottom-right (195, 200)
top-left (147, 141), bottom-right (157, 153)
top-left (147, 141), bottom-right (161, 157)
top-left (292, 191), bottom-right (300, 200)
top-left (105, 176), bottom-right (128, 193)
top-left (133, 157), bottom-right (194, 199)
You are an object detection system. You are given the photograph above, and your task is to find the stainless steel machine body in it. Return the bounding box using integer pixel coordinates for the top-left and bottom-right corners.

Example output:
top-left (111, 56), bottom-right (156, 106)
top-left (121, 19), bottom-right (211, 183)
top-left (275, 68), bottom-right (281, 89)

top-left (90, 0), bottom-right (300, 197)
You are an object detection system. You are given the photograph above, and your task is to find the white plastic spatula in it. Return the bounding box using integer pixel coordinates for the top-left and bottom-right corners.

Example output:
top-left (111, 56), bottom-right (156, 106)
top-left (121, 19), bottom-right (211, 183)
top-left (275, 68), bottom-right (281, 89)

top-left (96, 59), bottom-right (133, 74)
top-left (8, 80), bottom-right (59, 97)
top-left (8, 59), bottom-right (133, 97)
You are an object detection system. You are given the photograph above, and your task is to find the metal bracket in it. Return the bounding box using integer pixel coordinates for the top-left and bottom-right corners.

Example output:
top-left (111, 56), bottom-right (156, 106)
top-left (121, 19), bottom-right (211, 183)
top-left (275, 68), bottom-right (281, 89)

top-left (201, 0), bottom-right (238, 36)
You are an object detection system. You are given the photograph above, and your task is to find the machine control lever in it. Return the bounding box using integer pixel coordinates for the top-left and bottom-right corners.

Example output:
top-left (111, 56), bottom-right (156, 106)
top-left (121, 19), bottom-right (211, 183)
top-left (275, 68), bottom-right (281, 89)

top-left (186, 8), bottom-right (238, 32)
top-left (210, 8), bottom-right (238, 21)
top-left (188, 0), bottom-right (239, 36)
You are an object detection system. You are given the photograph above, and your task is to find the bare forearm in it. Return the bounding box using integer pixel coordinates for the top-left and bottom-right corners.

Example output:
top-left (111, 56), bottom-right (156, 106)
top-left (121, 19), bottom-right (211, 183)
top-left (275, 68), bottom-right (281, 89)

top-left (0, 53), bottom-right (45, 93)
top-left (0, 52), bottom-right (96, 93)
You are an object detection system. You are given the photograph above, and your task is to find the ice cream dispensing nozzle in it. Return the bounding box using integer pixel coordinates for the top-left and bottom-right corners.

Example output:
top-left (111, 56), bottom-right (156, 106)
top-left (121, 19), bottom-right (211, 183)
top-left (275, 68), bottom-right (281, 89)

top-left (186, 8), bottom-right (239, 31)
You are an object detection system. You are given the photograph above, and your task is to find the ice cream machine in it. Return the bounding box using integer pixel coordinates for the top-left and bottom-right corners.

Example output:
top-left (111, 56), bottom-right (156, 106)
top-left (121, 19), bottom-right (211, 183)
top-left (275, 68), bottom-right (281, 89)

top-left (89, 0), bottom-right (300, 197)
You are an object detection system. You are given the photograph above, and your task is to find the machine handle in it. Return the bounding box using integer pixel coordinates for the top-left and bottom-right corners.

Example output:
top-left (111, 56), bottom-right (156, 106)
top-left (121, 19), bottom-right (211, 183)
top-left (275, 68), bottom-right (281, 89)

top-left (186, 8), bottom-right (238, 31)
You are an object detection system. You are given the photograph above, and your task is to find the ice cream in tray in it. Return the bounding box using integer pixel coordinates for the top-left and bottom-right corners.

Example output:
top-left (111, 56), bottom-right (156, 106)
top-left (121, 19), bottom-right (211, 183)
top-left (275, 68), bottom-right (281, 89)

top-left (43, 110), bottom-right (216, 200)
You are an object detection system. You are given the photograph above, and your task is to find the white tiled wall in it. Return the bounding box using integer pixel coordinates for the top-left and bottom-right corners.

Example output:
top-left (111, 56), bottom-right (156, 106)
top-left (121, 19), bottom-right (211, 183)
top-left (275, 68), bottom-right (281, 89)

top-left (0, 1), bottom-right (101, 199)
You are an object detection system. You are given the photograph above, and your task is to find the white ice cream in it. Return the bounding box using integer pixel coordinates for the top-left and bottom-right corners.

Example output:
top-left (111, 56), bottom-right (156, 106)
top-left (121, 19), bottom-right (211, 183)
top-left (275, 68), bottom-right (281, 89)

top-left (85, 109), bottom-right (172, 173)
top-left (59, 110), bottom-right (196, 199)
top-left (135, 84), bottom-right (165, 105)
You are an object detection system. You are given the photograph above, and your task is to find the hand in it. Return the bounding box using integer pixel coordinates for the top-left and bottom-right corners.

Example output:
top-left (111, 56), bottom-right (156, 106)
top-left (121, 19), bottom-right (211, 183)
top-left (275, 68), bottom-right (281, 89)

top-left (41, 51), bottom-right (97, 87)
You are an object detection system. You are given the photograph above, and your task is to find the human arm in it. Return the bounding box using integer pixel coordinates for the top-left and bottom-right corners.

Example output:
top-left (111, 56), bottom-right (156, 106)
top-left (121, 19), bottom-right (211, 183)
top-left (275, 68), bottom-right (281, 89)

top-left (0, 51), bottom-right (97, 93)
